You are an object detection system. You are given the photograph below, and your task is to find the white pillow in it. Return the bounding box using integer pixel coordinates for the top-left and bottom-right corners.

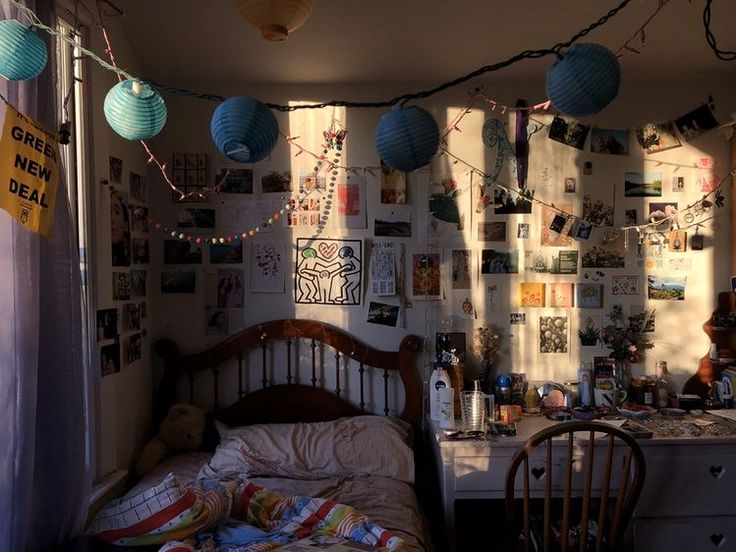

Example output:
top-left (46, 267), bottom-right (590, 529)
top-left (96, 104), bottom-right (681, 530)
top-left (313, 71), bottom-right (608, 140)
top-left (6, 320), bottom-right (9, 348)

top-left (199, 416), bottom-right (414, 483)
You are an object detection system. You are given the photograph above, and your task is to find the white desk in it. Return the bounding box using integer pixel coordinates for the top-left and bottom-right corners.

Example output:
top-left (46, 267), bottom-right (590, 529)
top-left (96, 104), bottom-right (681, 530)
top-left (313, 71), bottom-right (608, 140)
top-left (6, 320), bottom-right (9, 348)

top-left (427, 416), bottom-right (736, 551)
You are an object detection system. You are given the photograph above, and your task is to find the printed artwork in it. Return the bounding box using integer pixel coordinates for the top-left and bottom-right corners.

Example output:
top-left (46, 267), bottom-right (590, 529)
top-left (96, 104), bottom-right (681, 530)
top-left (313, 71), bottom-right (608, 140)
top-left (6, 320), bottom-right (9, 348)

top-left (674, 103), bottom-right (719, 142)
top-left (576, 283), bottom-right (604, 308)
top-left (564, 177), bottom-right (576, 193)
top-left (451, 249), bottom-right (472, 290)
top-left (547, 283), bottom-right (574, 308)
top-left (370, 241), bottom-right (396, 296)
top-left (583, 194), bottom-right (614, 227)
top-left (517, 223), bottom-right (530, 239)
top-left (131, 270), bottom-right (146, 297)
top-left (510, 313), bottom-right (526, 325)
top-left (581, 229), bottom-right (625, 268)
top-left (539, 316), bottom-right (568, 353)
top-left (520, 283), bottom-right (546, 308)
top-left (380, 160), bottom-right (406, 204)
top-left (124, 333), bottom-right (142, 365)
top-left (647, 275), bottom-right (686, 301)
top-left (122, 303), bottom-right (142, 331)
top-left (131, 238), bottom-right (149, 265)
top-left (251, 242), bottom-right (285, 294)
top-left (624, 172), bottom-right (662, 197)
top-left (429, 173), bottom-right (466, 234)
top-left (101, 342), bottom-right (120, 377)
top-left (216, 268), bottom-right (244, 308)
top-left (295, 238), bottom-right (363, 305)
top-left (590, 128), bottom-right (629, 155)
top-left (335, 176), bottom-right (367, 229)
top-left (481, 249), bottom-right (519, 274)
top-left (611, 276), bottom-right (639, 295)
top-left (411, 252), bottom-right (441, 299)
top-left (668, 231), bottom-right (687, 253)
top-left (130, 205), bottom-right (148, 233)
top-left (109, 156), bottom-right (122, 183)
top-left (217, 167), bottom-right (253, 194)
top-left (210, 243), bottom-right (243, 264)
top-left (548, 116), bottom-right (590, 150)
top-left (205, 305), bottom-right (229, 335)
top-left (366, 301), bottom-right (400, 327)
top-left (261, 171), bottom-right (292, 193)
top-left (96, 308), bottom-right (118, 342)
top-left (112, 271), bottom-right (131, 300)
top-left (635, 121), bottom-right (681, 154)
top-left (493, 187), bottom-right (532, 214)
top-left (648, 202), bottom-right (678, 223)
top-left (374, 208), bottom-right (411, 237)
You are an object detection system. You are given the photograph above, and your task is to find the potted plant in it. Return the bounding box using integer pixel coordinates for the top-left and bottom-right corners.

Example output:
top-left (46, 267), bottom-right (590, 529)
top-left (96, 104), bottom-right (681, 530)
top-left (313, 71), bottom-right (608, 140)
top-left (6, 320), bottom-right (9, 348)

top-left (578, 319), bottom-right (601, 347)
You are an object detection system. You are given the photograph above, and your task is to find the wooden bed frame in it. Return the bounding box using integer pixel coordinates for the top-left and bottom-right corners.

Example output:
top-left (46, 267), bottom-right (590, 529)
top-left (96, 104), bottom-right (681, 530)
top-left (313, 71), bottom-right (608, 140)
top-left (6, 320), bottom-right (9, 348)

top-left (153, 319), bottom-right (423, 428)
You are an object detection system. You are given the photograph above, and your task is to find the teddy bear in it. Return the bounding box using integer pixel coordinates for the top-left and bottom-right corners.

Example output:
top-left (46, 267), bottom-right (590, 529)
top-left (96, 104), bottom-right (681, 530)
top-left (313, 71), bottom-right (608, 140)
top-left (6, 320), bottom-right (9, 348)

top-left (135, 403), bottom-right (206, 479)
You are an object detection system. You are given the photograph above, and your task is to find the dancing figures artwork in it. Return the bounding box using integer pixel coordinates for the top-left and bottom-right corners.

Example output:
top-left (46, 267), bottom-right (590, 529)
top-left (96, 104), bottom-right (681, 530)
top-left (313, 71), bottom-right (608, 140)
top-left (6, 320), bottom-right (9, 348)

top-left (295, 238), bottom-right (363, 305)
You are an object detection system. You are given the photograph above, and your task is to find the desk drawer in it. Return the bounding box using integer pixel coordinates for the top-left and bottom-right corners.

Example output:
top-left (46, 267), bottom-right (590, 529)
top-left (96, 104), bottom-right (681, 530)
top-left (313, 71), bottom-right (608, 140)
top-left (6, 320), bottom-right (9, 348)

top-left (633, 516), bottom-right (736, 552)
top-left (637, 454), bottom-right (736, 517)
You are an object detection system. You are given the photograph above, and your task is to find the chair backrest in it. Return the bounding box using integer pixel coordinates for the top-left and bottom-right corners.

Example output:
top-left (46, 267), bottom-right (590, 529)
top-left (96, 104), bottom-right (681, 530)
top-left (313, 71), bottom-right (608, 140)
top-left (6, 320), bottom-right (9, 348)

top-left (505, 421), bottom-right (646, 552)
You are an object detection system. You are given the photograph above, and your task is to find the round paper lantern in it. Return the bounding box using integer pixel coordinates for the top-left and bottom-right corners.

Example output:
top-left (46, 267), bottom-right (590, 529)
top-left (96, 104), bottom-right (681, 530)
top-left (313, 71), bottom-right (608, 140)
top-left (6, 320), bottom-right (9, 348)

top-left (210, 96), bottom-right (278, 163)
top-left (234, 0), bottom-right (314, 42)
top-left (0, 19), bottom-right (47, 81)
top-left (546, 43), bottom-right (620, 117)
top-left (104, 80), bottom-right (167, 140)
top-left (375, 105), bottom-right (439, 173)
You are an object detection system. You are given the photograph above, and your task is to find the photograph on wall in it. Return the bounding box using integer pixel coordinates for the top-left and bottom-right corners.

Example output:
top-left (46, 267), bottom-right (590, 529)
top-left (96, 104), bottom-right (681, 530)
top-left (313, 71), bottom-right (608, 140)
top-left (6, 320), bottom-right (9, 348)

top-left (612, 276), bottom-right (639, 295)
top-left (456, 296), bottom-right (475, 319)
top-left (510, 312), bottom-right (527, 325)
top-left (261, 170), bottom-right (292, 193)
top-left (541, 204), bottom-right (573, 247)
top-left (481, 249), bottom-right (519, 274)
top-left (164, 240), bottom-right (203, 264)
top-left (668, 230), bottom-right (687, 252)
top-left (130, 205), bottom-right (148, 234)
top-left (564, 177), bottom-right (576, 193)
top-left (101, 341), bottom-right (120, 377)
top-left (130, 270), bottom-right (146, 298)
top-left (672, 175), bottom-right (686, 193)
top-left (161, 270), bottom-right (196, 294)
top-left (581, 229), bottom-right (625, 268)
top-left (624, 209), bottom-right (638, 226)
top-left (648, 202), bottom-right (678, 223)
top-left (517, 223), bottom-right (530, 239)
top-left (539, 316), bottom-right (568, 354)
top-left (583, 194), bottom-right (614, 227)
top-left (575, 220), bottom-right (593, 241)
top-left (576, 283), bottom-right (604, 308)
top-left (520, 283), bottom-right (546, 307)
top-left (216, 167), bottom-right (253, 194)
top-left (295, 238), bottom-right (363, 305)
top-left (410, 252), bottom-right (441, 299)
top-left (335, 176), bottom-right (367, 229)
top-left (216, 268), bottom-right (244, 308)
top-left (366, 301), bottom-right (401, 327)
top-left (691, 234), bottom-right (704, 251)
top-left (647, 275), bottom-right (686, 301)
top-left (109, 156), bottom-right (122, 183)
top-left (251, 242), bottom-right (285, 294)
top-left (493, 187), bottom-right (532, 215)
top-left (374, 208), bottom-right (411, 238)
top-left (624, 172), bottom-right (662, 197)
top-left (176, 208), bottom-right (216, 228)
top-left (110, 188), bottom-right (131, 267)
top-left (547, 283), bottom-right (574, 308)
top-left (590, 128), bottom-right (629, 155)
top-left (131, 238), bottom-right (149, 265)
top-left (525, 250), bottom-right (578, 274)
top-left (451, 249), bottom-right (471, 290)
top-left (124, 333), bottom-right (142, 365)
top-left (205, 305), bottom-right (229, 335)
top-left (287, 195), bottom-right (322, 228)
top-left (122, 303), bottom-right (141, 331)
top-left (129, 172), bottom-right (147, 203)
top-left (547, 116), bottom-right (590, 150)
top-left (630, 305), bottom-right (656, 332)
top-left (429, 172), bottom-right (467, 235)
top-left (299, 174), bottom-right (325, 193)
top-left (635, 121), bottom-right (681, 154)
top-left (112, 271), bottom-right (131, 301)
top-left (380, 160), bottom-right (406, 204)
top-left (210, 242), bottom-right (243, 264)
top-left (674, 103), bottom-right (719, 142)
top-left (478, 221), bottom-right (507, 242)
top-left (96, 308), bottom-right (118, 342)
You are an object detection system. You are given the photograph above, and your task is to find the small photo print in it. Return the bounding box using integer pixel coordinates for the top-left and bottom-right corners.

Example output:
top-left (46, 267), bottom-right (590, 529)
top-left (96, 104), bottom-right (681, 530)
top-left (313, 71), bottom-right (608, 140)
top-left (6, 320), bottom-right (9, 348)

top-left (161, 270), bottom-right (196, 294)
top-left (299, 174), bottom-right (325, 193)
top-left (517, 223), bottom-right (530, 239)
top-left (261, 170), bottom-right (292, 193)
top-left (122, 303), bottom-right (141, 331)
top-left (675, 103), bottom-right (719, 142)
top-left (177, 208), bottom-right (216, 228)
top-left (582, 194), bottom-right (614, 227)
top-left (668, 230), bottom-right (687, 252)
top-left (112, 271), bottom-right (131, 301)
top-left (130, 205), bottom-right (149, 233)
top-left (635, 121), bottom-right (681, 154)
top-left (164, 240), bottom-right (203, 264)
top-left (493, 188), bottom-right (533, 215)
top-left (131, 238), bottom-right (149, 265)
top-left (451, 249), bottom-right (472, 290)
top-left (478, 221), bottom-right (507, 242)
top-left (109, 156), bottom-right (122, 183)
top-left (510, 312), bottom-right (526, 325)
top-left (583, 161), bottom-right (593, 176)
top-left (647, 275), bottom-right (686, 301)
top-left (129, 172), bottom-right (147, 203)
top-left (590, 128), bottom-right (629, 155)
top-left (96, 308), bottom-right (118, 342)
top-left (672, 175), bottom-right (685, 193)
top-left (380, 160), bottom-right (407, 204)
top-left (481, 249), bottom-right (519, 274)
top-left (575, 221), bottom-right (593, 241)
top-left (217, 167), bottom-right (253, 193)
top-left (648, 202), bottom-right (678, 223)
top-left (374, 209), bottom-right (411, 237)
top-left (548, 116), bottom-right (590, 150)
top-left (131, 270), bottom-right (146, 298)
top-left (539, 316), bottom-right (568, 354)
top-left (205, 306), bottom-right (229, 335)
top-left (411, 253), bottom-right (441, 297)
top-left (624, 172), bottom-right (662, 197)
top-left (216, 268), bottom-right (244, 308)
top-left (624, 209), bottom-right (638, 226)
top-left (366, 301), bottom-right (401, 327)
top-left (691, 234), bottom-right (704, 251)
top-left (101, 341), bottom-right (120, 377)
top-left (564, 177), bottom-right (576, 193)
top-left (210, 242), bottom-right (243, 264)
top-left (124, 333), bottom-right (142, 365)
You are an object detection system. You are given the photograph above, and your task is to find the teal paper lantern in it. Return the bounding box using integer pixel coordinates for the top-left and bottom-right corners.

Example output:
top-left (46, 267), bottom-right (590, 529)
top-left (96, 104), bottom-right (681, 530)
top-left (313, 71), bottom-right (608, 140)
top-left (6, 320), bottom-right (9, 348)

top-left (546, 43), bottom-right (621, 117)
top-left (104, 80), bottom-right (167, 140)
top-left (0, 19), bottom-right (47, 80)
top-left (210, 97), bottom-right (279, 163)
top-left (376, 105), bottom-right (439, 172)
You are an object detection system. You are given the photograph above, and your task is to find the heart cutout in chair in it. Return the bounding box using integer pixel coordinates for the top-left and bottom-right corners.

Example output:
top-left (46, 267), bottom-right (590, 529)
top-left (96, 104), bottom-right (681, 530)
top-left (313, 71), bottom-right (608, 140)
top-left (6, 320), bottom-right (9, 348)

top-left (710, 465), bottom-right (725, 479)
top-left (710, 534), bottom-right (725, 547)
top-left (531, 467), bottom-right (546, 480)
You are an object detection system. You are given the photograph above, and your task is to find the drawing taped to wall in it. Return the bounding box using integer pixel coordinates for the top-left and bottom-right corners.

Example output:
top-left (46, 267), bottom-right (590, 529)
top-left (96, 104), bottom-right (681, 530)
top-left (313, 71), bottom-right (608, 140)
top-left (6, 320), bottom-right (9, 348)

top-left (251, 242), bottom-right (285, 294)
top-left (295, 238), bottom-right (363, 305)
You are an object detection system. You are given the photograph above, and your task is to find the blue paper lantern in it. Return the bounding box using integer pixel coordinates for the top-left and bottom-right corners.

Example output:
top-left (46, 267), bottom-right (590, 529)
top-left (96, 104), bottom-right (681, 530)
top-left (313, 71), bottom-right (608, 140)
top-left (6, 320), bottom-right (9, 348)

top-left (546, 43), bottom-right (621, 117)
top-left (210, 97), bottom-right (279, 163)
top-left (0, 19), bottom-right (47, 81)
top-left (375, 105), bottom-right (439, 172)
top-left (104, 80), bottom-right (167, 140)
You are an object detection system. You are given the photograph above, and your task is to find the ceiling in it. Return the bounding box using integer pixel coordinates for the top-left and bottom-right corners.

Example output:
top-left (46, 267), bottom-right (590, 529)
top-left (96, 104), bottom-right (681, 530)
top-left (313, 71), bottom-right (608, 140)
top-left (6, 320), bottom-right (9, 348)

top-left (111, 0), bottom-right (736, 90)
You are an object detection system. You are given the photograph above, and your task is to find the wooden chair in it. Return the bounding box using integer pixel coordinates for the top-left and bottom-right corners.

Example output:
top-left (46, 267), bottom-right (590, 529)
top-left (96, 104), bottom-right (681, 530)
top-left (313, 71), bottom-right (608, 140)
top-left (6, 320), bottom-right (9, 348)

top-left (504, 421), bottom-right (646, 552)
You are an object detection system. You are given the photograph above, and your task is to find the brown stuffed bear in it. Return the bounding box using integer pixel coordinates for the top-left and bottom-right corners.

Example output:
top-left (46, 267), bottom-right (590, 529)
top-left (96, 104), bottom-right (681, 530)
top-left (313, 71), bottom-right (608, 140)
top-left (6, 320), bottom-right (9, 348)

top-left (135, 403), bottom-right (206, 479)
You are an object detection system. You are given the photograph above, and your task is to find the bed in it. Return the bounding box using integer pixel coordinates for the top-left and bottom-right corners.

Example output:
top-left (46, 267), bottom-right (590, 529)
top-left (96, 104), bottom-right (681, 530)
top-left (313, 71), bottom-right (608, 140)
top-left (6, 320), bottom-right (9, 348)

top-left (89, 319), bottom-right (431, 551)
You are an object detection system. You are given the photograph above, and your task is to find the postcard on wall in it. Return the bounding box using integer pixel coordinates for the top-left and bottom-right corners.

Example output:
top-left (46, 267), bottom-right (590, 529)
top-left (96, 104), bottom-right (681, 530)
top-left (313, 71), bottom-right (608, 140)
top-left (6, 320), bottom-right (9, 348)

top-left (261, 170), bottom-right (292, 193)
top-left (131, 238), bottom-right (149, 265)
top-left (668, 230), bottom-right (687, 253)
top-left (410, 252), bottom-right (441, 300)
top-left (481, 249), bottom-right (519, 274)
top-left (210, 242), bottom-right (243, 264)
top-left (648, 202), bottom-right (678, 223)
top-left (582, 193), bottom-right (614, 227)
top-left (101, 341), bottom-right (120, 377)
top-left (335, 175), bottom-right (367, 229)
top-left (630, 304), bottom-right (656, 332)
top-left (520, 283), bottom-right (546, 308)
top-left (161, 270), bottom-right (196, 294)
top-left (129, 172), bottom-right (147, 203)
top-left (576, 283), bottom-right (604, 308)
top-left (541, 204), bottom-right (573, 247)
top-left (374, 207), bottom-right (411, 238)
top-left (205, 305), bottom-right (229, 335)
top-left (122, 303), bottom-right (142, 331)
top-left (216, 167), bottom-right (253, 194)
top-left (564, 177), bottom-right (576, 194)
top-left (539, 316), bottom-right (568, 354)
top-left (493, 187), bottom-right (532, 215)
top-left (370, 241), bottom-right (396, 296)
top-left (428, 171), bottom-right (469, 238)
top-left (177, 208), bottom-right (215, 229)
top-left (455, 295), bottom-right (476, 320)
top-left (581, 229), bottom-right (625, 268)
top-left (164, 240), bottom-right (202, 264)
top-left (295, 238), bottom-right (363, 305)
top-left (130, 205), bottom-right (149, 234)
top-left (674, 103), bottom-right (719, 142)
top-left (112, 271), bottom-right (131, 301)
top-left (611, 275), bottom-right (639, 295)
top-left (451, 249), bottom-right (472, 290)
top-left (672, 176), bottom-right (685, 193)
top-left (287, 197), bottom-right (322, 228)
top-left (624, 172), bottom-right (662, 197)
top-left (510, 312), bottom-right (526, 325)
top-left (96, 308), bottom-right (118, 342)
top-left (547, 283), bottom-right (574, 308)
top-left (547, 116), bottom-right (590, 150)
top-left (216, 268), bottom-right (244, 307)
top-left (558, 250), bottom-right (579, 274)
top-left (647, 275), bottom-right (686, 301)
top-left (366, 301), bottom-right (401, 327)
top-left (124, 333), bottom-right (142, 365)
top-left (635, 121), bottom-right (681, 154)
top-left (380, 159), bottom-right (407, 204)
top-left (478, 221), bottom-right (507, 242)
top-left (590, 128), bottom-right (629, 156)
top-left (251, 242), bottom-right (285, 294)
top-left (517, 223), bottom-right (530, 239)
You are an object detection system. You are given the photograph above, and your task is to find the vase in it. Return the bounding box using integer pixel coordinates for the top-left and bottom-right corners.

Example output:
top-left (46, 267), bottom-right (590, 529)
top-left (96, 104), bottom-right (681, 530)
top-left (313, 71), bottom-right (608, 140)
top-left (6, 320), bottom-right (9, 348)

top-left (613, 358), bottom-right (630, 391)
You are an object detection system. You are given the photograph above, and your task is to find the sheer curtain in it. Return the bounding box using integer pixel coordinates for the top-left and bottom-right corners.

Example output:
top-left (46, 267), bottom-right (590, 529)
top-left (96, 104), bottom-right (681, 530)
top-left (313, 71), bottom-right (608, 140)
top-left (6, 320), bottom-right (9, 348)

top-left (0, 1), bottom-right (92, 550)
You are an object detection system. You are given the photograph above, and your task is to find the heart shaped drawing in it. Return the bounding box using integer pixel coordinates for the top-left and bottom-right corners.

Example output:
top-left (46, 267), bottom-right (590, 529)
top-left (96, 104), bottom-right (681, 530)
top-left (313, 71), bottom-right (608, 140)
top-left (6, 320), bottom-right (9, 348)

top-left (710, 465), bottom-right (725, 479)
top-left (318, 242), bottom-right (338, 259)
top-left (710, 534), bottom-right (725, 547)
top-left (531, 467), bottom-right (546, 480)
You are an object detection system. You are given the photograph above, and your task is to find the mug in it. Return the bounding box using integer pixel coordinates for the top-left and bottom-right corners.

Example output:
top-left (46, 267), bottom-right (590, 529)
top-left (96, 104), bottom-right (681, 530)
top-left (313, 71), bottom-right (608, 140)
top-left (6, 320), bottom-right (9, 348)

top-left (594, 387), bottom-right (627, 408)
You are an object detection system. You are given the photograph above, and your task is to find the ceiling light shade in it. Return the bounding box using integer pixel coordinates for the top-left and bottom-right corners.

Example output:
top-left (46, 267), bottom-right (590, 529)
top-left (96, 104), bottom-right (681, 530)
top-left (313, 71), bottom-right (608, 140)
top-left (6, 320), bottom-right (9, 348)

top-left (546, 43), bottom-right (621, 117)
top-left (375, 105), bottom-right (439, 173)
top-left (0, 19), bottom-right (47, 80)
top-left (104, 79), bottom-right (167, 140)
top-left (210, 96), bottom-right (279, 163)
top-left (234, 0), bottom-right (315, 42)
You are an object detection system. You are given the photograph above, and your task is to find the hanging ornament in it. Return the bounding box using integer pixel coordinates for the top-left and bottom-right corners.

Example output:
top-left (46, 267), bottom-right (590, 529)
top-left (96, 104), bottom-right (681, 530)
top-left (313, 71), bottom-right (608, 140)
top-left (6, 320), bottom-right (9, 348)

top-left (210, 96), bottom-right (279, 163)
top-left (545, 43), bottom-right (621, 117)
top-left (0, 19), bottom-right (47, 80)
top-left (375, 105), bottom-right (439, 172)
top-left (104, 79), bottom-right (167, 140)
top-left (233, 0), bottom-right (315, 42)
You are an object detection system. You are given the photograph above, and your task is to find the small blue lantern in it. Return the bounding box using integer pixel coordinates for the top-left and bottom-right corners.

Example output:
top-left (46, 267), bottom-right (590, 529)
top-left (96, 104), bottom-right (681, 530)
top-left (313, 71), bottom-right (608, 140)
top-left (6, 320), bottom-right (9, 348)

top-left (104, 79), bottom-right (167, 140)
top-left (375, 105), bottom-right (439, 172)
top-left (0, 19), bottom-right (47, 81)
top-left (546, 43), bottom-right (620, 117)
top-left (210, 97), bottom-right (279, 163)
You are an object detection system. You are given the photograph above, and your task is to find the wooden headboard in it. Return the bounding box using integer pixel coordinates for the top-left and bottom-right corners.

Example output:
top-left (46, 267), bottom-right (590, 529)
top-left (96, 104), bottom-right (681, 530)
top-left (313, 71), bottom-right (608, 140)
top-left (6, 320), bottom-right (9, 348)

top-left (153, 319), bottom-right (423, 428)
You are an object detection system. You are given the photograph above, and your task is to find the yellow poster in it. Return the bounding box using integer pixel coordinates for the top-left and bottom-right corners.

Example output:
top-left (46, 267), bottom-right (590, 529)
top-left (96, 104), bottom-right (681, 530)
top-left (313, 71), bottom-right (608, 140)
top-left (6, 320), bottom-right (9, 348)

top-left (0, 104), bottom-right (59, 237)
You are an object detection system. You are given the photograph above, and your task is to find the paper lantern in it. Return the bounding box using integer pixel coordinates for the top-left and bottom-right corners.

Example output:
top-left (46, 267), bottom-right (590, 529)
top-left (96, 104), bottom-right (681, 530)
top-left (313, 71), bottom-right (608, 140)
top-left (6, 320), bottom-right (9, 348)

top-left (546, 43), bottom-right (620, 117)
top-left (104, 80), bottom-right (167, 140)
top-left (0, 19), bottom-right (47, 80)
top-left (375, 106), bottom-right (439, 173)
top-left (210, 96), bottom-right (279, 163)
top-left (234, 0), bottom-right (314, 42)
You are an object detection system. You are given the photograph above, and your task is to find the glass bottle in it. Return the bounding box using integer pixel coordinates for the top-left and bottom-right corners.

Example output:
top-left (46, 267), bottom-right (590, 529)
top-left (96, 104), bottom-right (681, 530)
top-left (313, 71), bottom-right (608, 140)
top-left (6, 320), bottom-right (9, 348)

top-left (655, 360), bottom-right (672, 408)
